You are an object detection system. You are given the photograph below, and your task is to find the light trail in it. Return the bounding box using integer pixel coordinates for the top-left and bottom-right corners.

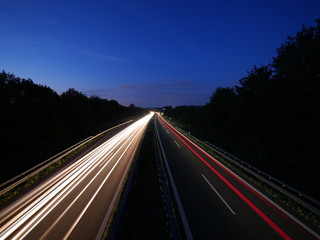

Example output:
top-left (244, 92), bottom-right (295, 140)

top-left (159, 115), bottom-right (292, 240)
top-left (0, 112), bottom-right (154, 239)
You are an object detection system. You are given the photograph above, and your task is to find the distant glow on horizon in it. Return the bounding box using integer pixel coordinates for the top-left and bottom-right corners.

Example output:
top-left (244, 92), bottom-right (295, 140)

top-left (1, 1), bottom-right (319, 107)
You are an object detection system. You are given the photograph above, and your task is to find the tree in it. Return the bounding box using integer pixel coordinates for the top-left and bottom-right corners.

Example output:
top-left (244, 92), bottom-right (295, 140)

top-left (129, 103), bottom-right (136, 108)
top-left (0, 71), bottom-right (147, 182)
top-left (164, 19), bottom-right (320, 199)
top-left (273, 19), bottom-right (320, 85)
top-left (206, 87), bottom-right (237, 137)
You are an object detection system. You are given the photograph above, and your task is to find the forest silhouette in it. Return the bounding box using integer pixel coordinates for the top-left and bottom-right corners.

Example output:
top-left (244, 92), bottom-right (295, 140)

top-left (164, 19), bottom-right (320, 200)
top-left (0, 74), bottom-right (146, 182)
top-left (1, 19), bottom-right (319, 200)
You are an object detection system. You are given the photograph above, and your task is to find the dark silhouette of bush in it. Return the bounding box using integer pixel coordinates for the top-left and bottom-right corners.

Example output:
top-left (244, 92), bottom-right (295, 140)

top-left (0, 72), bottom-right (147, 182)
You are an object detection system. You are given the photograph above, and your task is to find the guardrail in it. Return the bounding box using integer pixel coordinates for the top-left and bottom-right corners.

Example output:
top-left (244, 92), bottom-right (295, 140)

top-left (0, 119), bottom-right (134, 197)
top-left (0, 136), bottom-right (93, 196)
top-left (199, 139), bottom-right (320, 215)
top-left (163, 116), bottom-right (320, 217)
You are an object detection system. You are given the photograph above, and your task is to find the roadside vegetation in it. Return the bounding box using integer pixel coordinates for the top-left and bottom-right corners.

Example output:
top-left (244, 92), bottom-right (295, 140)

top-left (0, 123), bottom-right (129, 206)
top-left (163, 19), bottom-right (320, 201)
top-left (164, 119), bottom-right (320, 231)
top-left (0, 72), bottom-right (147, 184)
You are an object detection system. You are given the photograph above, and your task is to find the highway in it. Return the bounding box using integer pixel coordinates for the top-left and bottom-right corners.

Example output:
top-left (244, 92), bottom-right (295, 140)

top-left (0, 112), bottom-right (154, 240)
top-left (155, 114), bottom-right (319, 240)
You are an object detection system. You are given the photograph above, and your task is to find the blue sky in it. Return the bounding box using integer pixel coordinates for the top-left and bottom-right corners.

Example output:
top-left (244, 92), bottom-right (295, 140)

top-left (1, 0), bottom-right (319, 107)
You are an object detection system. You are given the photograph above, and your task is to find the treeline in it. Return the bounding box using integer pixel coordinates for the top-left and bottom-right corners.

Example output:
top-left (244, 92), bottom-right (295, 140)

top-left (0, 72), bottom-right (147, 182)
top-left (164, 19), bottom-right (320, 199)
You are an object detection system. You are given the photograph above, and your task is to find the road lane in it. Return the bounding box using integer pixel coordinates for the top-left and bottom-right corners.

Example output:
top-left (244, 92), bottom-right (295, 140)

top-left (0, 112), bottom-right (154, 240)
top-left (202, 174), bottom-right (236, 215)
top-left (155, 114), bottom-right (318, 240)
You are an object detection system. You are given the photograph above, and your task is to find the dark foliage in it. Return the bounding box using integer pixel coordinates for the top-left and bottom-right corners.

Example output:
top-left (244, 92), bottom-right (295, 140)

top-left (0, 73), bottom-right (147, 182)
top-left (164, 19), bottom-right (320, 199)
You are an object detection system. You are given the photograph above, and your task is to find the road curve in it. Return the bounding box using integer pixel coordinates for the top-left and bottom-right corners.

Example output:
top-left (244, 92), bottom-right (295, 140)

top-left (155, 113), bottom-right (319, 240)
top-left (0, 112), bottom-right (154, 240)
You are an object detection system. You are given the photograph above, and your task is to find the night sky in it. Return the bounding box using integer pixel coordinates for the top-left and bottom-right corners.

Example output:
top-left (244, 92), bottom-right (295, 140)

top-left (1, 1), bottom-right (319, 107)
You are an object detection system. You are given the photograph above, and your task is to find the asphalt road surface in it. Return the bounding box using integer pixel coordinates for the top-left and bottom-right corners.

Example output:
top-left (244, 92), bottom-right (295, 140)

top-left (155, 113), bottom-right (319, 240)
top-left (0, 112), bottom-right (154, 240)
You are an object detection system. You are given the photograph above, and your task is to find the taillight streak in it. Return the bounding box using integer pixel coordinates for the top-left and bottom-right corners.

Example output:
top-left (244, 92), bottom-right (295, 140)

top-left (159, 116), bottom-right (292, 240)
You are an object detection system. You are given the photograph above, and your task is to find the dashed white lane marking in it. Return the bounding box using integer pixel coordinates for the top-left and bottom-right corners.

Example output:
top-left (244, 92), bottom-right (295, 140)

top-left (202, 174), bottom-right (236, 215)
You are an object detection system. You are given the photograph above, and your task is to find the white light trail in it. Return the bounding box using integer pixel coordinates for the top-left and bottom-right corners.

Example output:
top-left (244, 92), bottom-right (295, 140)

top-left (0, 112), bottom-right (154, 239)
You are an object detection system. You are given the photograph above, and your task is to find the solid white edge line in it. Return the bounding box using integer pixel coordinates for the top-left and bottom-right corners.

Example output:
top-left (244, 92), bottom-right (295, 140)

top-left (17, 126), bottom-right (137, 240)
top-left (161, 116), bottom-right (320, 240)
top-left (63, 131), bottom-right (139, 240)
top-left (155, 116), bottom-right (194, 240)
top-left (63, 114), bottom-right (153, 240)
top-left (202, 174), bottom-right (236, 215)
top-left (95, 123), bottom-right (148, 240)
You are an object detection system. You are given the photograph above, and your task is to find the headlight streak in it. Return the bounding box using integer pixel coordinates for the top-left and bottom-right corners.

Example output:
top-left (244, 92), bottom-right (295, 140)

top-left (62, 124), bottom-right (144, 240)
top-left (0, 127), bottom-right (129, 226)
top-left (1, 128), bottom-right (128, 236)
top-left (2, 140), bottom-right (122, 239)
top-left (0, 112), bottom-right (154, 240)
top-left (21, 121), bottom-right (145, 240)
